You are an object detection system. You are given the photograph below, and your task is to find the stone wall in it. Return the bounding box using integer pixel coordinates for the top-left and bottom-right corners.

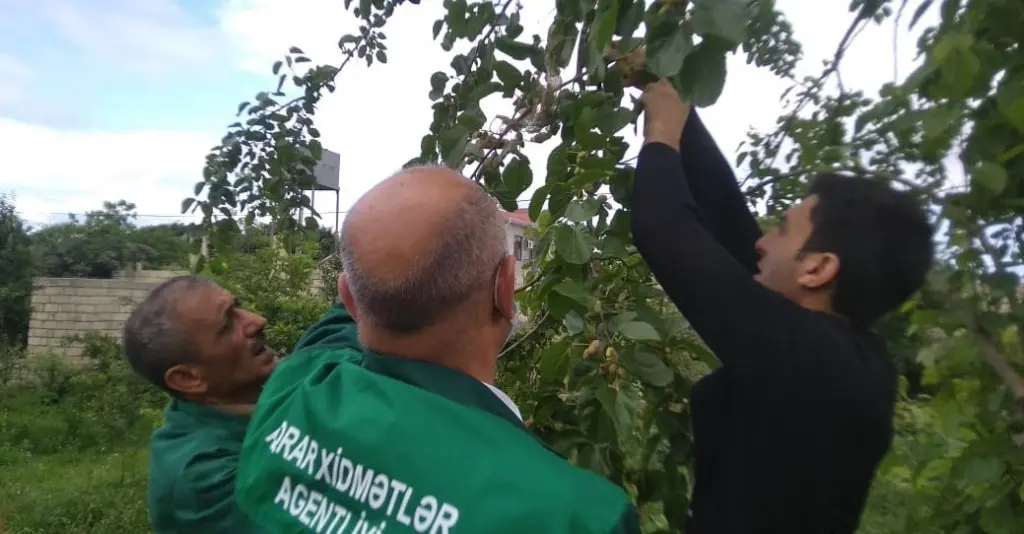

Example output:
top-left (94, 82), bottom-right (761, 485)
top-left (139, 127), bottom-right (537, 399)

top-left (27, 269), bottom-right (187, 359)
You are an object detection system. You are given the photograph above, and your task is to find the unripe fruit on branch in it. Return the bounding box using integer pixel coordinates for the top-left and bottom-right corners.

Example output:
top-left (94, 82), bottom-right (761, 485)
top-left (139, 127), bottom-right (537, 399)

top-left (605, 40), bottom-right (655, 89)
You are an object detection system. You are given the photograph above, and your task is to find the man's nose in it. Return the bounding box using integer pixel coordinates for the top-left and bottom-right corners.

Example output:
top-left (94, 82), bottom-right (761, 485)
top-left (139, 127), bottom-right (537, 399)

top-left (242, 309), bottom-right (267, 334)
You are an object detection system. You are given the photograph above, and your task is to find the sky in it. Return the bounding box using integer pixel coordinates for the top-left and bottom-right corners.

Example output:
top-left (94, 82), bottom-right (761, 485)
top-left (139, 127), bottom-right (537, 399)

top-left (0, 0), bottom-right (941, 231)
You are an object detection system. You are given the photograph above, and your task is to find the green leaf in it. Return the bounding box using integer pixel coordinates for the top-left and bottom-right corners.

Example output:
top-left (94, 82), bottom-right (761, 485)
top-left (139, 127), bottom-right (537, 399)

top-left (494, 61), bottom-right (522, 89)
top-left (272, 60), bottom-right (282, 75)
top-left (553, 279), bottom-right (595, 307)
top-left (935, 34), bottom-right (979, 98)
top-left (181, 198), bottom-right (196, 214)
top-left (973, 162), bottom-right (1008, 194)
top-left (496, 157), bottom-right (532, 210)
top-left (547, 184), bottom-right (573, 220)
top-left (595, 385), bottom-right (633, 441)
top-left (554, 224), bottom-right (595, 264)
top-left (429, 72), bottom-right (448, 100)
top-left (495, 37), bottom-right (540, 61)
top-left (998, 95), bottom-right (1024, 133)
top-left (617, 321), bottom-right (661, 342)
top-left (909, 0), bottom-right (934, 29)
top-left (920, 105), bottom-right (958, 140)
top-left (563, 310), bottom-right (585, 334)
top-left (548, 17), bottom-right (580, 69)
top-left (679, 41), bottom-right (728, 107)
top-left (446, 0), bottom-right (468, 37)
top-left (565, 199), bottom-right (601, 223)
top-left (546, 144), bottom-right (572, 184)
top-left (646, 24), bottom-right (692, 78)
top-left (614, 0), bottom-right (644, 37)
top-left (589, 0), bottom-right (620, 56)
top-left (528, 185), bottom-right (550, 222)
top-left (375, 50), bottom-right (388, 63)
top-left (691, 0), bottom-right (748, 47)
top-left (438, 126), bottom-right (470, 168)
top-left (620, 348), bottom-right (673, 387)
top-left (596, 107), bottom-right (635, 135)
top-left (501, 157), bottom-right (533, 198)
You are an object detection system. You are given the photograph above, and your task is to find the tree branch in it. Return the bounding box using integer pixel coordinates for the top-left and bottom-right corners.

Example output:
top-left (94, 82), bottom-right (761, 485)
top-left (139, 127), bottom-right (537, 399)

top-left (499, 311), bottom-right (550, 359)
top-left (963, 310), bottom-right (1024, 412)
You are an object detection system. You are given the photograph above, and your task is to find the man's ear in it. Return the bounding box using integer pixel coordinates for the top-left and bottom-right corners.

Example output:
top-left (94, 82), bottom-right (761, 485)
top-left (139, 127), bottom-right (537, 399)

top-left (493, 255), bottom-right (517, 321)
top-left (338, 272), bottom-right (359, 321)
top-left (165, 364), bottom-right (207, 397)
top-left (797, 252), bottom-right (840, 291)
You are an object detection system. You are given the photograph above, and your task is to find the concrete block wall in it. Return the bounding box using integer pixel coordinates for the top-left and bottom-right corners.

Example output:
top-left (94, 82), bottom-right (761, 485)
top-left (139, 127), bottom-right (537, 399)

top-left (27, 270), bottom-right (187, 359)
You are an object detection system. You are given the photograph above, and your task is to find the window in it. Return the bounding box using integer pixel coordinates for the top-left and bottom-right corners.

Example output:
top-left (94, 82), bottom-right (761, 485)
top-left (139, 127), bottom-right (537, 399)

top-left (524, 238), bottom-right (536, 261)
top-left (514, 235), bottom-right (523, 261)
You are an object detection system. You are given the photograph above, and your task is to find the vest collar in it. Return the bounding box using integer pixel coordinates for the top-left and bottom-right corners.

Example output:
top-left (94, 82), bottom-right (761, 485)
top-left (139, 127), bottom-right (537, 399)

top-left (360, 351), bottom-right (524, 429)
top-left (168, 398), bottom-right (252, 435)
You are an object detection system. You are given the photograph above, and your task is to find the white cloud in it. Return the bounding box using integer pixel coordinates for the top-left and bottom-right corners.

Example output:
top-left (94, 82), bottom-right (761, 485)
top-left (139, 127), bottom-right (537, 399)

top-left (36, 0), bottom-right (225, 77)
top-left (0, 117), bottom-right (216, 224)
top-left (0, 0), bottom-right (944, 231)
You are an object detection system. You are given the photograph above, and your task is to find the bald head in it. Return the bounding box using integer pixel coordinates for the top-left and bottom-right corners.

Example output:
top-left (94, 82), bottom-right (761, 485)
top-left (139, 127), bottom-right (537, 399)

top-left (340, 166), bottom-right (508, 333)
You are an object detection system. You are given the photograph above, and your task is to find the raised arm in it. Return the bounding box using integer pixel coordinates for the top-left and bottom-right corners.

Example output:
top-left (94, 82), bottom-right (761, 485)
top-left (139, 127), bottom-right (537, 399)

top-left (678, 111), bottom-right (763, 274)
top-left (630, 81), bottom-right (820, 374)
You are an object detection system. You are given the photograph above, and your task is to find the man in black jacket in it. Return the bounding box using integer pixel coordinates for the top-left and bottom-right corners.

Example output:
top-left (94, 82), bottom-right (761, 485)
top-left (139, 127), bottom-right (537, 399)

top-left (630, 80), bottom-right (934, 533)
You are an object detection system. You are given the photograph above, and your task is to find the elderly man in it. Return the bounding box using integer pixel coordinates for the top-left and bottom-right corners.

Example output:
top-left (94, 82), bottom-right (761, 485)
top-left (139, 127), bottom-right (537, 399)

top-left (234, 166), bottom-right (641, 533)
top-left (122, 276), bottom-right (280, 533)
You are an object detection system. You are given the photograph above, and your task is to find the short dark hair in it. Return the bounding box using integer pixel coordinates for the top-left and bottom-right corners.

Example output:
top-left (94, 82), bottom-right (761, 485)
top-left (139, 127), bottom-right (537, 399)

top-left (339, 178), bottom-right (507, 333)
top-left (802, 174), bottom-right (934, 327)
top-left (122, 275), bottom-right (213, 393)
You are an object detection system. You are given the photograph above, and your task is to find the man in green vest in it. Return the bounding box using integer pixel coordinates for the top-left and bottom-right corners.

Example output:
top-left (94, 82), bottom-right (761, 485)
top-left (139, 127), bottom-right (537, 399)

top-left (235, 166), bottom-right (641, 534)
top-left (123, 275), bottom-right (277, 533)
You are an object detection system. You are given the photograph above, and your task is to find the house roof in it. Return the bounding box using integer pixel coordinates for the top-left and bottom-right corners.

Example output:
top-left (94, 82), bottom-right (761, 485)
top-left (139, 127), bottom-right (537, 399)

top-left (501, 208), bottom-right (533, 226)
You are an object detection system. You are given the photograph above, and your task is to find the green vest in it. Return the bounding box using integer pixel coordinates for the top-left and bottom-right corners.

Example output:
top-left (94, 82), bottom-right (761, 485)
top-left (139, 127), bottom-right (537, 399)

top-left (149, 399), bottom-right (267, 533)
top-left (235, 303), bottom-right (640, 534)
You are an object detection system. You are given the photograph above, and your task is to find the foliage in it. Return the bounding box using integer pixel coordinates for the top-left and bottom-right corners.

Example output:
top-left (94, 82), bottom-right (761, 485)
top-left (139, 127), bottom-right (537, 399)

top-left (0, 193), bottom-right (34, 347)
top-left (0, 335), bottom-right (161, 532)
top-left (0, 333), bottom-right (165, 457)
top-left (31, 200), bottom-right (194, 279)
top-left (202, 231), bottom-right (332, 354)
top-left (182, 0), bottom-right (420, 245)
top-left (192, 0), bottom-right (1024, 532)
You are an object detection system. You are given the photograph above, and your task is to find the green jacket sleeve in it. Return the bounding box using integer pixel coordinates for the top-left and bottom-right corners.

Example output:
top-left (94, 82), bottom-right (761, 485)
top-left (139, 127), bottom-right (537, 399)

top-left (291, 298), bottom-right (360, 353)
top-left (171, 448), bottom-right (268, 534)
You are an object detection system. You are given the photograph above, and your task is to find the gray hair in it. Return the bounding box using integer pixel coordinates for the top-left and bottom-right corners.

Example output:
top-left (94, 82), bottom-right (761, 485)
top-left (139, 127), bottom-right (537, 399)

top-left (340, 180), bottom-right (508, 333)
top-left (122, 275), bottom-right (213, 393)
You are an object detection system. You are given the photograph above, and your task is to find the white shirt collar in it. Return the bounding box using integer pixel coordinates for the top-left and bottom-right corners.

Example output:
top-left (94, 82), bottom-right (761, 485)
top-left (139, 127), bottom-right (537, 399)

top-left (483, 382), bottom-right (522, 421)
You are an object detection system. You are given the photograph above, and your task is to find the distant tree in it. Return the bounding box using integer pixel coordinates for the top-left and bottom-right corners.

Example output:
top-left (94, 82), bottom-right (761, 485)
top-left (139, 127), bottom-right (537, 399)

top-left (0, 193), bottom-right (34, 347)
top-left (31, 200), bottom-right (193, 278)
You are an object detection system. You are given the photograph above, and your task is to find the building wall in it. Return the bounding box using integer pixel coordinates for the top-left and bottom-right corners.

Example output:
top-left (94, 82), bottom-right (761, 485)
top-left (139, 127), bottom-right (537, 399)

top-left (26, 269), bottom-right (187, 359)
top-left (504, 222), bottom-right (536, 288)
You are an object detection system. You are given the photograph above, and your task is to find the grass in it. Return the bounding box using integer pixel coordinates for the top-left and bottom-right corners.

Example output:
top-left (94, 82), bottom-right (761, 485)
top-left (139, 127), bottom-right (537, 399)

top-left (0, 340), bottom-right (164, 534)
top-left (0, 447), bottom-right (151, 533)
